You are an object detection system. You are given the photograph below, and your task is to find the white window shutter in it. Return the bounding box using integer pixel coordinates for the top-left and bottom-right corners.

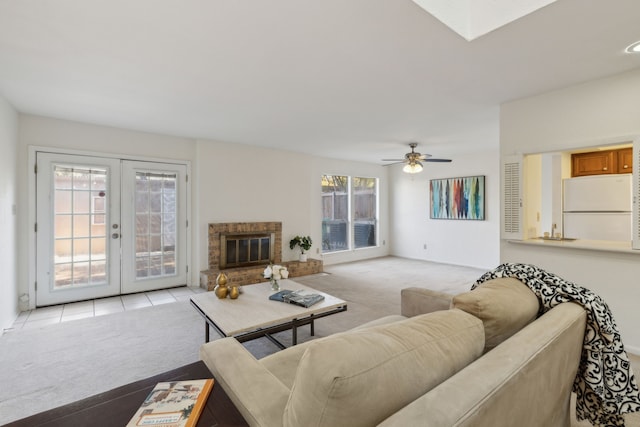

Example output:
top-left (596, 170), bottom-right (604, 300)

top-left (502, 155), bottom-right (523, 240)
top-left (633, 138), bottom-right (640, 250)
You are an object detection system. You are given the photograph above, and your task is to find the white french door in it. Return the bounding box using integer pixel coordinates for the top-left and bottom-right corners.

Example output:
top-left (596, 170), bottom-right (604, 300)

top-left (36, 152), bottom-right (188, 306)
top-left (120, 161), bottom-right (187, 294)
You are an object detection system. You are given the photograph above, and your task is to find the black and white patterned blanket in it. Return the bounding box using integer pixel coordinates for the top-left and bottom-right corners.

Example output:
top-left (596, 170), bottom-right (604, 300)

top-left (473, 263), bottom-right (640, 426)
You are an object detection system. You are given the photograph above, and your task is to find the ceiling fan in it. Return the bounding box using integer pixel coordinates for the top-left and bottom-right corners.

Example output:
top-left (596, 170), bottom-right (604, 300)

top-left (382, 143), bottom-right (452, 173)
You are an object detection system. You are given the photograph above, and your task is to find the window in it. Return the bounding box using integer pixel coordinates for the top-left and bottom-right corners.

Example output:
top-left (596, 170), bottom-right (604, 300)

top-left (321, 175), bottom-right (349, 252)
top-left (353, 177), bottom-right (377, 248)
top-left (321, 175), bottom-right (378, 253)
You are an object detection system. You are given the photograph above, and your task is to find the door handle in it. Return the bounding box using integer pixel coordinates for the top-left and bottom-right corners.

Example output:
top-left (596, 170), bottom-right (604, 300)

top-left (112, 233), bottom-right (120, 239)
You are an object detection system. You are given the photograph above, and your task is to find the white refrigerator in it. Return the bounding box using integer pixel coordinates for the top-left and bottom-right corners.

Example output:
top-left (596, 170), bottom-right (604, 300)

top-left (562, 175), bottom-right (632, 241)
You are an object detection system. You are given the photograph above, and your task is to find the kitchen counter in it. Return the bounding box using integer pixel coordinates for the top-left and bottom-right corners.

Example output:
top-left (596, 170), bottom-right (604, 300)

top-left (508, 238), bottom-right (640, 255)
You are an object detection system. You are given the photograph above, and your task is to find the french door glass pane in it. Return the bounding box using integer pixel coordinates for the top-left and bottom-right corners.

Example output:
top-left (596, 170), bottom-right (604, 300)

top-left (52, 165), bottom-right (108, 289)
top-left (134, 172), bottom-right (178, 279)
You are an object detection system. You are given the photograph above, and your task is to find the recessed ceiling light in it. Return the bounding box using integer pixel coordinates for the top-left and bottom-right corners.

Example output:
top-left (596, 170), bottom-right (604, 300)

top-left (625, 41), bottom-right (640, 53)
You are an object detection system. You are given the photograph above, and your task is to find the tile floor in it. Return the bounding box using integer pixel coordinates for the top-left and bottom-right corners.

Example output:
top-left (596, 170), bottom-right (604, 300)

top-left (8, 286), bottom-right (206, 332)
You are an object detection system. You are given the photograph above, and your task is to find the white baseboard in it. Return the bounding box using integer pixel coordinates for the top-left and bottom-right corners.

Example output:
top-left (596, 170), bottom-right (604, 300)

top-left (625, 344), bottom-right (640, 357)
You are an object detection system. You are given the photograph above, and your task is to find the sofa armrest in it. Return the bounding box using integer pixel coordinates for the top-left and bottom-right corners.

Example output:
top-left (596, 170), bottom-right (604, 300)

top-left (378, 303), bottom-right (586, 427)
top-left (401, 287), bottom-right (454, 317)
top-left (200, 338), bottom-right (290, 427)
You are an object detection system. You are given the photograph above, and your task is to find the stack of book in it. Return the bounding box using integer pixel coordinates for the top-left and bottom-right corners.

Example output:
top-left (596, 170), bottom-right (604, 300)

top-left (127, 379), bottom-right (213, 427)
top-left (269, 289), bottom-right (325, 308)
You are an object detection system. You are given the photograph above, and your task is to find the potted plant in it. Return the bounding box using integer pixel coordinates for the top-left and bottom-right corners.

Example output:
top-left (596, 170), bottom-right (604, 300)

top-left (289, 235), bottom-right (312, 262)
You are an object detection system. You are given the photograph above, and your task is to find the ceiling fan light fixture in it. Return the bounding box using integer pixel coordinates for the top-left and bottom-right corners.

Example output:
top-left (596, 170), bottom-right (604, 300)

top-left (403, 161), bottom-right (423, 174)
top-left (625, 40), bottom-right (640, 53)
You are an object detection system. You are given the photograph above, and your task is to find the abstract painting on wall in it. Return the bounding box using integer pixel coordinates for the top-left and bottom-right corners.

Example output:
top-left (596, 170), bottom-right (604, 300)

top-left (430, 175), bottom-right (485, 220)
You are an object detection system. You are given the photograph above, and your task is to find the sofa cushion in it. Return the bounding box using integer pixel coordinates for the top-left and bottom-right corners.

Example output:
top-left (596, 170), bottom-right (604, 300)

top-left (260, 315), bottom-right (407, 389)
top-left (282, 309), bottom-right (484, 427)
top-left (452, 277), bottom-right (540, 351)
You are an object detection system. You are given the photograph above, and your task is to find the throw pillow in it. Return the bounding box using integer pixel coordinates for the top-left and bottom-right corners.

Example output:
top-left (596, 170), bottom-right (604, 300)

top-left (452, 277), bottom-right (539, 351)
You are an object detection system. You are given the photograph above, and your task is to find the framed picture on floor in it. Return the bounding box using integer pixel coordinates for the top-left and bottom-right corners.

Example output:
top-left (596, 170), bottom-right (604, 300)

top-left (430, 175), bottom-right (485, 220)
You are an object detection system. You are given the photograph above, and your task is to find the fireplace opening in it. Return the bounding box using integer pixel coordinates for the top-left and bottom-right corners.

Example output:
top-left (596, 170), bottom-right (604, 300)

top-left (220, 232), bottom-right (275, 269)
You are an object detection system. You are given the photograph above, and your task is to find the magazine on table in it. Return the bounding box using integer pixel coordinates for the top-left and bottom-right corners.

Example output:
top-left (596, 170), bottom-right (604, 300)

top-left (126, 378), bottom-right (214, 427)
top-left (269, 289), bottom-right (325, 308)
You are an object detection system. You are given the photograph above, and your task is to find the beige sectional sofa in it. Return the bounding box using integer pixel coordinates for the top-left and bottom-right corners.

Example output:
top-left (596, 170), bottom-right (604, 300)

top-left (199, 278), bottom-right (587, 427)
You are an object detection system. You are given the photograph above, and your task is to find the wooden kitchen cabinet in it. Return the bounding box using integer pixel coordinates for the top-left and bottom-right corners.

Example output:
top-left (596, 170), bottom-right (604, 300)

top-left (571, 147), bottom-right (632, 177)
top-left (617, 148), bottom-right (633, 173)
top-left (572, 151), bottom-right (615, 177)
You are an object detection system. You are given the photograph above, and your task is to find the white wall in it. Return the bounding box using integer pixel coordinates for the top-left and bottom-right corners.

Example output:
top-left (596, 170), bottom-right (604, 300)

top-left (0, 95), bottom-right (18, 332)
top-left (193, 140), bottom-right (390, 276)
top-left (17, 115), bottom-right (196, 307)
top-left (389, 150), bottom-right (500, 270)
top-left (500, 68), bottom-right (640, 353)
top-left (14, 115), bottom-right (389, 308)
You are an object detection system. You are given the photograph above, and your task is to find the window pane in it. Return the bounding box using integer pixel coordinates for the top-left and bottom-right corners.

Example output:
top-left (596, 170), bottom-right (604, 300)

top-left (354, 177), bottom-right (377, 248)
top-left (73, 215), bottom-right (91, 238)
top-left (54, 190), bottom-right (72, 214)
top-left (55, 215), bottom-right (72, 238)
top-left (73, 190), bottom-right (90, 214)
top-left (54, 239), bottom-right (72, 261)
top-left (163, 253), bottom-right (176, 275)
top-left (54, 263), bottom-right (73, 288)
top-left (321, 175), bottom-right (349, 253)
top-left (72, 262), bottom-right (90, 285)
top-left (72, 170), bottom-right (91, 190)
top-left (136, 192), bottom-right (149, 213)
top-left (136, 257), bottom-right (149, 278)
top-left (90, 261), bottom-right (107, 284)
top-left (91, 237), bottom-right (106, 259)
top-left (150, 214), bottom-right (162, 234)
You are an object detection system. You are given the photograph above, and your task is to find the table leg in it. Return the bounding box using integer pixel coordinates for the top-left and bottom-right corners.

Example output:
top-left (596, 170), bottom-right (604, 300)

top-left (205, 322), bottom-right (210, 342)
top-left (292, 319), bottom-right (298, 345)
top-left (310, 314), bottom-right (315, 336)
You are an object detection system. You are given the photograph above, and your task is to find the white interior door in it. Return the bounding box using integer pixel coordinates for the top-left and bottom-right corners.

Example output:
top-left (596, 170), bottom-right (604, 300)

top-left (36, 153), bottom-right (121, 306)
top-left (36, 153), bottom-right (189, 306)
top-left (120, 161), bottom-right (188, 294)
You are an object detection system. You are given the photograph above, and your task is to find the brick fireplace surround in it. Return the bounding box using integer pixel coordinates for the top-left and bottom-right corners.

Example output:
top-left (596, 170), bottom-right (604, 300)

top-left (201, 222), bottom-right (323, 291)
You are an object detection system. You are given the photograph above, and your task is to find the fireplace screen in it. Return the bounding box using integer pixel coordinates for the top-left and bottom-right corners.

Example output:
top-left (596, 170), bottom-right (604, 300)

top-left (220, 233), bottom-right (275, 269)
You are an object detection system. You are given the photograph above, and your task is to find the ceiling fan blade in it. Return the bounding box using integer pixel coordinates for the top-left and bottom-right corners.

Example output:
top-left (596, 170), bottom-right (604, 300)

top-left (382, 161), bottom-right (405, 166)
top-left (381, 159), bottom-right (406, 162)
top-left (423, 158), bottom-right (452, 162)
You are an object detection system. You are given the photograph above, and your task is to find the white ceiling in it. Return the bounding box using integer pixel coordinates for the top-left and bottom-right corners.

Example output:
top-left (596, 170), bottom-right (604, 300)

top-left (0, 0), bottom-right (639, 164)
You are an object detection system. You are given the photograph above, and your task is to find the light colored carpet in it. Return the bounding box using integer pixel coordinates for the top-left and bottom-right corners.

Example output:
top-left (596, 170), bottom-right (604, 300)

top-left (1, 256), bottom-right (639, 426)
top-left (0, 299), bottom-right (205, 424)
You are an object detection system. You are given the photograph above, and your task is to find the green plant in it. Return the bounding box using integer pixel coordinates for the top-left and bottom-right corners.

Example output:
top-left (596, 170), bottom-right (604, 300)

top-left (289, 235), bottom-right (312, 254)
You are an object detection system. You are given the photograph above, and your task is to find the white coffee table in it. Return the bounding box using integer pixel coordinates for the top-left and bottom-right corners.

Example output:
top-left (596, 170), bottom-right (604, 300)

top-left (190, 279), bottom-right (347, 348)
